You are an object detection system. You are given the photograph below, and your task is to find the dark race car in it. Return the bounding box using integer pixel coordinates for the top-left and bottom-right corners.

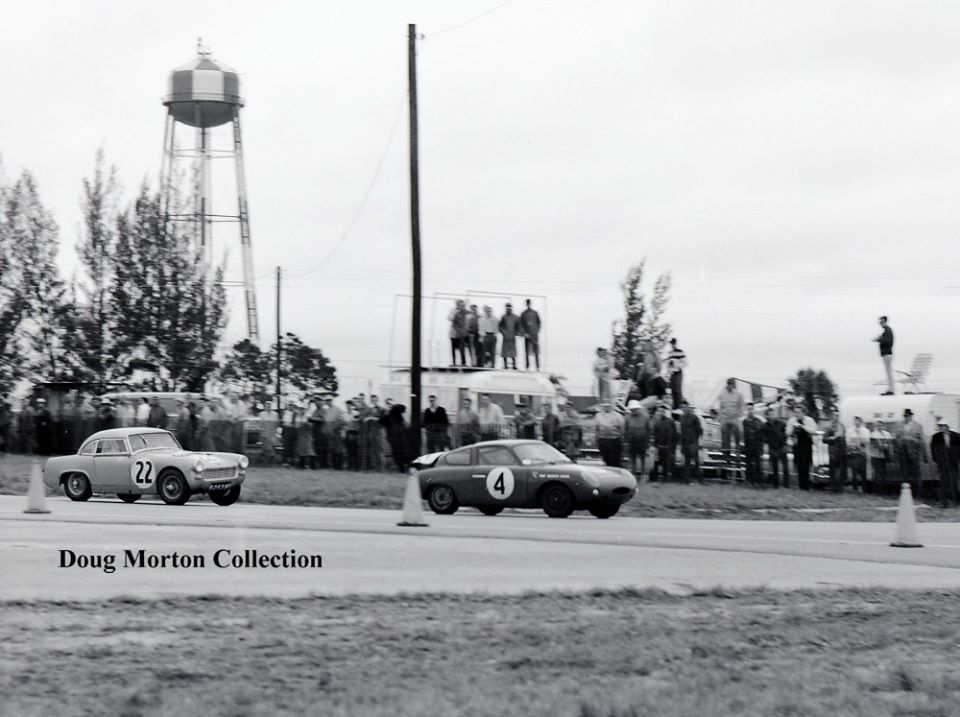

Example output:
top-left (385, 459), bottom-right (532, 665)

top-left (413, 439), bottom-right (637, 519)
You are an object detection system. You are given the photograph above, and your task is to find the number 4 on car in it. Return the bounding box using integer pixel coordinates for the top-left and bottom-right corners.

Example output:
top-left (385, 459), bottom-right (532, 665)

top-left (413, 439), bottom-right (637, 519)
top-left (43, 428), bottom-right (249, 506)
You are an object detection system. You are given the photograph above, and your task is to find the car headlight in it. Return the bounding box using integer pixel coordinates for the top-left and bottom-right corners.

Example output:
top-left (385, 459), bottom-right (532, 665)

top-left (192, 461), bottom-right (205, 474)
top-left (239, 456), bottom-right (249, 470)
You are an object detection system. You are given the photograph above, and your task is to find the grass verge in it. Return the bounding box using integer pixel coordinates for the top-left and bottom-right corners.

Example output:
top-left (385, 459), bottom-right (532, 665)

top-left (2, 587), bottom-right (959, 716)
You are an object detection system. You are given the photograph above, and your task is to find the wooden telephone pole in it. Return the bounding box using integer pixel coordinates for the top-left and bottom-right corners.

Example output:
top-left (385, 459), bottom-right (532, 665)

top-left (409, 23), bottom-right (422, 445)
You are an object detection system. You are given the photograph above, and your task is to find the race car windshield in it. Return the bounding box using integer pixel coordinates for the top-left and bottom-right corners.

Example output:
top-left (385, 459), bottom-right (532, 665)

top-left (513, 443), bottom-right (572, 466)
top-left (130, 433), bottom-right (181, 452)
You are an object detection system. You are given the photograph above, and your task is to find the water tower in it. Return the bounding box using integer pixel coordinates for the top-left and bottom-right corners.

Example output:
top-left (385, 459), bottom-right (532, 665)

top-left (160, 40), bottom-right (260, 344)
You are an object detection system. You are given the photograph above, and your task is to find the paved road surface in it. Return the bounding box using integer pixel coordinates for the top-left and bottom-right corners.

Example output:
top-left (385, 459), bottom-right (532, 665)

top-left (2, 495), bottom-right (959, 600)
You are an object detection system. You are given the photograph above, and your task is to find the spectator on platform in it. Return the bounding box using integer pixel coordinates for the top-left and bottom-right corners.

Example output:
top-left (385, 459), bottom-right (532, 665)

top-left (498, 303), bottom-right (523, 370)
top-left (742, 403), bottom-right (765, 485)
top-left (593, 347), bottom-right (612, 401)
top-left (665, 338), bottom-right (687, 409)
top-left (763, 406), bottom-right (789, 488)
top-left (873, 315), bottom-right (895, 395)
top-left (465, 304), bottom-right (481, 367)
top-left (846, 416), bottom-right (871, 492)
top-left (786, 404), bottom-right (817, 491)
top-left (457, 397), bottom-right (481, 446)
top-left (930, 421), bottom-right (959, 507)
top-left (679, 402), bottom-right (703, 484)
top-left (423, 395), bottom-right (450, 452)
top-left (624, 400), bottom-right (650, 479)
top-left (478, 393), bottom-right (506, 441)
top-left (594, 400), bottom-right (625, 467)
top-left (520, 299), bottom-right (542, 372)
top-left (448, 299), bottom-right (468, 366)
top-left (479, 305), bottom-right (498, 368)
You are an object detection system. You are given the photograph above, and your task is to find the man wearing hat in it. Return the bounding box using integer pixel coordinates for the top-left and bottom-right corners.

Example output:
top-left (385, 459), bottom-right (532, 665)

top-left (594, 400), bottom-right (625, 467)
top-left (873, 316), bottom-right (895, 395)
top-left (930, 420), bottom-right (959, 507)
top-left (624, 400), bottom-right (649, 479)
top-left (895, 408), bottom-right (927, 497)
top-left (512, 400), bottom-right (538, 440)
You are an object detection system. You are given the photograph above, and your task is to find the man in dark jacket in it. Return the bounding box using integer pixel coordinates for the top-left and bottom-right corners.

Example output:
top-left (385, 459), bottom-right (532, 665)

top-left (422, 395), bottom-right (450, 452)
top-left (624, 401), bottom-right (649, 479)
top-left (822, 410), bottom-right (846, 493)
top-left (678, 402), bottom-right (702, 483)
top-left (34, 398), bottom-right (53, 455)
top-left (930, 421), bottom-right (960, 507)
top-left (147, 396), bottom-right (168, 429)
top-left (650, 404), bottom-right (678, 482)
top-left (763, 407), bottom-right (789, 488)
top-left (541, 403), bottom-right (561, 448)
top-left (742, 403), bottom-right (765, 485)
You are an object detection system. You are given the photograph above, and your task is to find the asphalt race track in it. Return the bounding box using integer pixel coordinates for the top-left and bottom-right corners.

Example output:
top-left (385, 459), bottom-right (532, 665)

top-left (2, 494), bottom-right (960, 600)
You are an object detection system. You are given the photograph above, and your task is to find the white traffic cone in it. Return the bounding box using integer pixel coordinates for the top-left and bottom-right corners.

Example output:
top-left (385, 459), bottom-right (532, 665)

top-left (890, 482), bottom-right (922, 548)
top-left (23, 461), bottom-right (50, 514)
top-left (397, 468), bottom-right (428, 527)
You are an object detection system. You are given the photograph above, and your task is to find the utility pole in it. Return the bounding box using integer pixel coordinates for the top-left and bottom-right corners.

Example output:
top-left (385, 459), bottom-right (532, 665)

top-left (275, 266), bottom-right (282, 417)
top-left (408, 23), bottom-right (423, 447)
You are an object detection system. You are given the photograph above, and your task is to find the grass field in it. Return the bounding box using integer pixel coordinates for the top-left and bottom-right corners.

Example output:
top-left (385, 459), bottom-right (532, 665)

top-left (2, 587), bottom-right (959, 716)
top-left (4, 453), bottom-right (959, 522)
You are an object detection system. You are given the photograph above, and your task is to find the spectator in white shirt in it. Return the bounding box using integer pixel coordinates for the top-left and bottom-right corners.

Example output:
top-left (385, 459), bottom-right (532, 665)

top-left (477, 393), bottom-right (505, 441)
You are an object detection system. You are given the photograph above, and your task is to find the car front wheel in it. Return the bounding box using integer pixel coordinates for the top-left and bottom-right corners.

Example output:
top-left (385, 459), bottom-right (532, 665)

top-left (540, 484), bottom-right (574, 518)
top-left (117, 493), bottom-right (141, 504)
top-left (158, 469), bottom-right (190, 506)
top-left (427, 485), bottom-right (459, 515)
top-left (64, 473), bottom-right (92, 502)
top-left (209, 485), bottom-right (241, 506)
top-left (588, 504), bottom-right (620, 519)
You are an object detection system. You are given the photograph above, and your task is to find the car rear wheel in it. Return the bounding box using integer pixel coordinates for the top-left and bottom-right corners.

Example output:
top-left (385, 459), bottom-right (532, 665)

top-left (427, 485), bottom-right (459, 514)
top-left (540, 483), bottom-right (574, 518)
top-left (588, 504), bottom-right (620, 519)
top-left (117, 493), bottom-right (141, 503)
top-left (63, 473), bottom-right (92, 502)
top-left (478, 506), bottom-right (503, 516)
top-left (158, 469), bottom-right (190, 506)
top-left (209, 485), bottom-right (241, 506)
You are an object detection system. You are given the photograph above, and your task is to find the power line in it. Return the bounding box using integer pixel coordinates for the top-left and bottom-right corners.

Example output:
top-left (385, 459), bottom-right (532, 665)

top-left (425, 0), bottom-right (517, 37)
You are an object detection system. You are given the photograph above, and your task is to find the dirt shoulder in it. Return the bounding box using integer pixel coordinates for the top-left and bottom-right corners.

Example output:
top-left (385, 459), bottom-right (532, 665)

top-left (2, 587), bottom-right (959, 716)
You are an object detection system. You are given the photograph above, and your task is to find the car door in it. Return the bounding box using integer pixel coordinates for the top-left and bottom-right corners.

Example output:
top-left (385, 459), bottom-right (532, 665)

top-left (473, 444), bottom-right (528, 508)
top-left (93, 438), bottom-right (133, 491)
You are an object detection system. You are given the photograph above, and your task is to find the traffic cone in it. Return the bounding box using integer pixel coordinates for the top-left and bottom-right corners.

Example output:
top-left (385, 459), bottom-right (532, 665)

top-left (891, 482), bottom-right (922, 548)
top-left (397, 468), bottom-right (428, 527)
top-left (23, 461), bottom-right (50, 515)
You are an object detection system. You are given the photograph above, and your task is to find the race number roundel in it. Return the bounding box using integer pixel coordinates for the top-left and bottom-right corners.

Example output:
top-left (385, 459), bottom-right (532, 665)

top-left (130, 459), bottom-right (156, 488)
top-left (485, 467), bottom-right (515, 500)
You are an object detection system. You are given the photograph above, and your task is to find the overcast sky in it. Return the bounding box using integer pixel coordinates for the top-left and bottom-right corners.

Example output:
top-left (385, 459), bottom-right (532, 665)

top-left (3, 0), bottom-right (960, 404)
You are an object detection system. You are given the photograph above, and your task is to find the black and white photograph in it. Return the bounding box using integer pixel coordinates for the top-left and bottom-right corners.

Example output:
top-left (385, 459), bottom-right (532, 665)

top-left (3, 1), bottom-right (960, 715)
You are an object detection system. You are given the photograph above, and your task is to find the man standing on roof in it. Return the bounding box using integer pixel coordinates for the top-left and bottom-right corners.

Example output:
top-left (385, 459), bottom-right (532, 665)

top-left (465, 304), bottom-right (481, 367)
top-left (498, 303), bottom-right (523, 370)
top-left (873, 316), bottom-right (895, 395)
top-left (448, 299), bottom-right (468, 367)
top-left (478, 305), bottom-right (498, 368)
top-left (520, 299), bottom-right (542, 372)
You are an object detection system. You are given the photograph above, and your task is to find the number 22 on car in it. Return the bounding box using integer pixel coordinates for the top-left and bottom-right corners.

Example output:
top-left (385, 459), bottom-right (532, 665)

top-left (130, 459), bottom-right (156, 488)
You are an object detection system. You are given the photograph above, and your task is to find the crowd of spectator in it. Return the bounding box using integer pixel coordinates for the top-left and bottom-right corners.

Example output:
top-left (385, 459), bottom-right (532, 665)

top-left (447, 299), bottom-right (542, 371)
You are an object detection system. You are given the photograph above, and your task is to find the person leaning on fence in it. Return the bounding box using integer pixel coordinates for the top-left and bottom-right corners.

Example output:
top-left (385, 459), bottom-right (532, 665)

top-left (679, 402), bottom-right (703, 484)
top-left (558, 403), bottom-right (583, 461)
top-left (650, 404), bottom-right (678, 482)
top-left (741, 403), bottom-right (765, 485)
top-left (895, 408), bottom-right (927, 498)
top-left (846, 416), bottom-right (871, 492)
top-left (457, 397), bottom-right (481, 446)
top-left (624, 400), bottom-right (649, 479)
top-left (763, 406), bottom-right (789, 488)
top-left (594, 400), bottom-right (624, 467)
top-left (786, 404), bottom-right (817, 491)
top-left (930, 420), bottom-right (960, 508)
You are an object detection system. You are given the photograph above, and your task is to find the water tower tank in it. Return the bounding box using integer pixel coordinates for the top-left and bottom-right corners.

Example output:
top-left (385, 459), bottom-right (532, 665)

top-left (163, 52), bottom-right (243, 128)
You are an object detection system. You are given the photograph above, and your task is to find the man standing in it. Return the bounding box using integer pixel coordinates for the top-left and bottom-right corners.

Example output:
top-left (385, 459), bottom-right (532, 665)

top-left (520, 299), bottom-right (542, 371)
top-left (558, 403), bottom-right (583, 461)
top-left (822, 410), bottom-right (846, 493)
top-left (478, 393), bottom-right (506, 441)
top-left (593, 348), bottom-right (612, 401)
top-left (541, 403), bottom-right (561, 448)
top-left (457, 397), bottom-right (480, 446)
top-left (478, 306), bottom-right (498, 368)
top-left (136, 397), bottom-right (151, 426)
top-left (19, 398), bottom-right (35, 454)
top-left (147, 396), bottom-right (167, 429)
top-left (896, 408), bottom-right (926, 498)
top-left (678, 402), bottom-right (703, 484)
top-left (665, 338), bottom-right (687, 409)
top-left (786, 405), bottom-right (817, 491)
top-left (846, 416), bottom-right (871, 492)
top-left (742, 403), bottom-right (764, 485)
top-left (717, 378), bottom-right (744, 478)
top-left (930, 421), bottom-right (959, 508)
top-left (763, 406), bottom-right (789, 488)
top-left (513, 401), bottom-right (538, 439)
top-left (594, 401), bottom-right (625, 467)
top-left (448, 299), bottom-right (468, 366)
top-left (422, 395), bottom-right (450, 453)
top-left (464, 304), bottom-right (481, 367)
top-left (34, 398), bottom-right (52, 456)
top-left (498, 303), bottom-right (522, 370)
top-left (873, 316), bottom-right (895, 395)
top-left (650, 404), bottom-right (678, 482)
top-left (868, 421), bottom-right (893, 489)
top-left (624, 400), bottom-right (649, 479)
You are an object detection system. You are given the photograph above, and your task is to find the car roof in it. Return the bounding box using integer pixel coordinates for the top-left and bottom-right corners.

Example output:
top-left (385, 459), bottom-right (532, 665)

top-left (453, 439), bottom-right (544, 449)
top-left (82, 427), bottom-right (173, 442)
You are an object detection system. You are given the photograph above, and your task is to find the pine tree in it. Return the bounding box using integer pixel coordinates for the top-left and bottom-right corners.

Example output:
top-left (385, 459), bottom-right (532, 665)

top-left (611, 260), bottom-right (672, 383)
top-left (0, 162), bottom-right (28, 392)
top-left (787, 368), bottom-right (838, 419)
